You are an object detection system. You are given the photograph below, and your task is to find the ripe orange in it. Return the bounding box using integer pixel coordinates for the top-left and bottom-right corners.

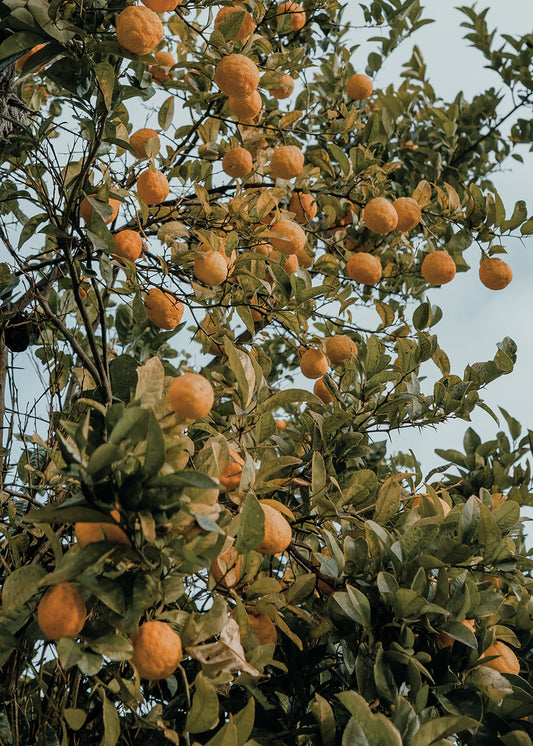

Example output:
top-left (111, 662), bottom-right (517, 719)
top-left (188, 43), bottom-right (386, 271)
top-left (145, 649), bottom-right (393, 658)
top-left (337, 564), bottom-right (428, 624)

top-left (215, 54), bottom-right (260, 98)
top-left (479, 257), bottom-right (513, 290)
top-left (282, 253), bottom-right (298, 274)
top-left (246, 609), bottom-right (277, 645)
top-left (80, 195), bottom-right (121, 224)
top-left (116, 6), bottom-right (164, 56)
top-left (270, 219), bottom-right (306, 254)
top-left (229, 91), bottom-right (263, 122)
top-left (222, 147), bottom-right (253, 178)
top-left (37, 582), bottom-right (86, 640)
top-left (393, 197), bottom-right (422, 232)
top-left (130, 128), bottom-right (160, 158)
top-left (421, 251), bottom-right (456, 285)
top-left (363, 197), bottom-right (399, 234)
top-left (271, 73), bottom-right (295, 99)
top-left (255, 502), bottom-right (292, 554)
top-left (325, 334), bottom-right (357, 365)
top-left (219, 448), bottom-right (245, 492)
top-left (194, 248), bottom-right (228, 285)
top-left (113, 230), bottom-right (144, 261)
top-left (130, 620), bottom-right (182, 680)
top-left (16, 43), bottom-right (45, 72)
top-left (440, 619), bottom-right (475, 648)
top-left (75, 508), bottom-right (130, 547)
top-left (137, 169), bottom-right (169, 204)
top-left (276, 419), bottom-right (287, 430)
top-left (168, 372), bottom-right (215, 419)
top-left (215, 4), bottom-right (255, 40)
top-left (148, 50), bottom-right (176, 83)
top-left (289, 192), bottom-right (317, 223)
top-left (141, 0), bottom-right (182, 10)
top-left (270, 145), bottom-right (305, 180)
top-left (211, 546), bottom-right (241, 588)
top-left (346, 252), bottom-right (382, 285)
top-left (314, 377), bottom-right (335, 403)
top-left (294, 246), bottom-right (313, 268)
top-left (481, 641), bottom-right (520, 675)
top-left (276, 1), bottom-right (306, 31)
top-left (144, 288), bottom-right (184, 329)
top-left (346, 73), bottom-right (373, 100)
top-left (300, 348), bottom-right (328, 379)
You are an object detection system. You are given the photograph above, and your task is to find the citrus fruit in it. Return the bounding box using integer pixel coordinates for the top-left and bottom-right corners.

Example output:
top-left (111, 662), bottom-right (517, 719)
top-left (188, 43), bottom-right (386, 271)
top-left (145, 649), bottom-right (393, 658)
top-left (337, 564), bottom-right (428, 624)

top-left (255, 502), bottom-right (292, 554)
top-left (392, 197), bottom-right (422, 232)
top-left (346, 73), bottom-right (373, 100)
top-left (363, 197), bottom-right (399, 234)
top-left (314, 377), bottom-right (334, 403)
top-left (37, 582), bottom-right (86, 640)
top-left (246, 609), bottom-right (277, 645)
top-left (300, 348), bottom-right (328, 379)
top-left (74, 508), bottom-right (130, 547)
top-left (289, 191), bottom-right (317, 222)
top-left (276, 1), bottom-right (306, 32)
top-left (219, 448), bottom-right (245, 492)
top-left (222, 147), bottom-right (253, 178)
top-left (130, 128), bottom-right (160, 158)
top-left (16, 43), bottom-right (45, 72)
top-left (282, 253), bottom-right (298, 274)
top-left (148, 50), bottom-right (176, 83)
top-left (294, 246), bottom-right (313, 268)
top-left (421, 251), bottom-right (456, 285)
top-left (137, 169), bottom-right (169, 204)
top-left (270, 219), bottom-right (306, 254)
top-left (113, 230), bottom-right (144, 261)
top-left (325, 334), bottom-right (358, 365)
top-left (229, 91), bottom-right (262, 122)
top-left (141, 0), bottom-right (182, 10)
top-left (479, 257), bottom-right (513, 290)
top-left (211, 546), bottom-right (241, 588)
top-left (271, 73), bottom-right (295, 99)
top-left (130, 620), bottom-right (182, 680)
top-left (215, 4), bottom-right (255, 40)
top-left (215, 54), bottom-right (260, 98)
top-left (144, 288), bottom-right (184, 329)
top-left (270, 145), bottom-right (304, 180)
top-left (80, 195), bottom-right (121, 224)
top-left (481, 641), bottom-right (520, 675)
top-left (276, 419), bottom-right (287, 430)
top-left (194, 248), bottom-right (228, 285)
top-left (116, 6), bottom-right (164, 56)
top-left (346, 252), bottom-right (382, 285)
top-left (168, 372), bottom-right (215, 419)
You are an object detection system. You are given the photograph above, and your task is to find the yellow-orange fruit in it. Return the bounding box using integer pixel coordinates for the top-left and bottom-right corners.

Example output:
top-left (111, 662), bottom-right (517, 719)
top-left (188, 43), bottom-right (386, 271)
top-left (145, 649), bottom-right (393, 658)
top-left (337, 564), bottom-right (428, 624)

top-left (222, 147), bottom-right (253, 178)
top-left (130, 621), bottom-right (182, 680)
top-left (300, 348), bottom-right (328, 379)
top-left (130, 128), bottom-right (160, 158)
top-left (411, 494), bottom-right (451, 516)
top-left (314, 377), bottom-right (335, 403)
top-left (481, 641), bottom-right (520, 675)
top-left (142, 0), bottom-right (182, 10)
top-left (346, 252), bottom-right (382, 285)
top-left (421, 251), bottom-right (456, 285)
top-left (325, 335), bottom-right (357, 365)
top-left (168, 372), bottom-right (215, 419)
top-left (255, 503), bottom-right (292, 554)
top-left (116, 6), bottom-right (164, 56)
top-left (75, 508), bottom-right (130, 547)
top-left (215, 54), bottom-right (259, 98)
top-left (294, 246), bottom-right (313, 268)
top-left (393, 197), bottom-right (422, 232)
top-left (282, 253), bottom-right (298, 274)
top-left (16, 43), bottom-right (45, 71)
top-left (479, 257), bottom-right (513, 290)
top-left (363, 197), bottom-right (398, 234)
top-left (211, 546), bottom-right (241, 588)
top-left (144, 288), bottom-right (184, 330)
top-left (113, 230), bottom-right (144, 261)
top-left (247, 609), bottom-right (277, 645)
top-left (270, 145), bottom-right (304, 180)
top-left (37, 582), bottom-right (86, 640)
top-left (276, 419), bottom-right (287, 430)
top-left (270, 219), bottom-right (306, 255)
top-left (215, 4), bottom-right (255, 40)
top-left (440, 619), bottom-right (475, 648)
top-left (271, 73), bottom-right (295, 99)
top-left (229, 91), bottom-right (262, 122)
top-left (346, 73), bottom-right (373, 100)
top-left (148, 50), bottom-right (176, 83)
top-left (276, 1), bottom-right (306, 31)
top-left (137, 169), bottom-right (169, 205)
top-left (219, 448), bottom-right (245, 492)
top-left (80, 194), bottom-right (120, 224)
top-left (194, 249), bottom-right (228, 285)
top-left (289, 192), bottom-right (317, 223)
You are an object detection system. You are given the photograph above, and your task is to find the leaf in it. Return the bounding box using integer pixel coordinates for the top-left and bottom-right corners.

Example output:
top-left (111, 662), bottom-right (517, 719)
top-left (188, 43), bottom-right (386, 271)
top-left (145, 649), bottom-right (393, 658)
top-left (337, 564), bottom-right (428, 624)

top-left (409, 716), bottom-right (479, 746)
top-left (2, 565), bottom-right (47, 613)
top-left (411, 180), bottom-right (432, 207)
top-left (143, 410), bottom-right (165, 478)
top-left (109, 406), bottom-right (148, 445)
top-left (501, 200), bottom-right (527, 232)
top-left (63, 708), bottom-right (87, 731)
top-left (109, 355), bottom-right (138, 403)
top-left (311, 694), bottom-right (336, 746)
top-left (158, 96), bottom-right (175, 131)
top-left (235, 493), bottom-right (264, 553)
top-left (187, 618), bottom-right (260, 678)
top-left (223, 337), bottom-right (255, 407)
top-left (134, 357), bottom-right (165, 407)
top-left (263, 388), bottom-right (320, 409)
top-left (328, 142), bottom-right (351, 177)
top-left (24, 497), bottom-right (117, 526)
top-left (95, 62), bottom-right (115, 110)
top-left (186, 674), bottom-right (220, 733)
top-left (337, 691), bottom-right (402, 746)
top-left (233, 698), bottom-right (255, 744)
top-left (100, 696), bottom-right (120, 746)
top-left (374, 476), bottom-right (402, 524)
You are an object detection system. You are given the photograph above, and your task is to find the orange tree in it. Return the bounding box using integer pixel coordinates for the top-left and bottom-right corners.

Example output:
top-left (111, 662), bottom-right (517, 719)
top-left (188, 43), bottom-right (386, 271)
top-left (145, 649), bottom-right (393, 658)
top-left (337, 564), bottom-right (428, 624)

top-left (0, 1), bottom-right (533, 744)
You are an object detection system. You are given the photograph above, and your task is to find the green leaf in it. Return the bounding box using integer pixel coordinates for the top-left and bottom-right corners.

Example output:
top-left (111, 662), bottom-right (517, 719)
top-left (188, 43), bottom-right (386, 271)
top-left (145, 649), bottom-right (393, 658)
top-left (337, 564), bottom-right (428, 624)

top-left (95, 62), bottom-right (115, 110)
top-left (311, 693), bottom-right (336, 746)
top-left (374, 476), bottom-right (402, 524)
top-left (223, 337), bottom-right (255, 407)
top-left (409, 716), bottom-right (479, 746)
top-left (63, 708), bottom-right (87, 731)
top-left (143, 410), bottom-right (165, 478)
top-left (158, 96), bottom-right (175, 131)
top-left (109, 355), bottom-right (138, 403)
top-left (24, 498), bottom-right (117, 526)
top-left (232, 698), bottom-right (255, 745)
top-left (204, 721), bottom-right (237, 746)
top-left (328, 143), bottom-right (351, 177)
top-left (109, 406), bottom-right (148, 445)
top-left (2, 565), bottom-right (47, 613)
top-left (263, 388), bottom-right (320, 409)
top-left (100, 695), bottom-right (120, 746)
top-left (235, 493), bottom-right (264, 553)
top-left (186, 674), bottom-right (220, 733)
top-left (501, 200), bottom-right (527, 232)
top-left (337, 691), bottom-right (402, 746)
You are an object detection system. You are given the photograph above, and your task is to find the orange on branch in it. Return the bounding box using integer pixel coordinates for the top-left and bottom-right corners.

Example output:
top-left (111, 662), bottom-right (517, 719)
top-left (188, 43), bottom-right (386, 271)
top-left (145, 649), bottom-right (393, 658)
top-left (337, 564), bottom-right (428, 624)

top-left (80, 195), bottom-right (120, 224)
top-left (211, 546), bottom-right (241, 588)
top-left (346, 252), bottom-right (382, 285)
top-left (255, 502), bottom-right (292, 555)
top-left (325, 334), bottom-right (358, 365)
top-left (246, 609), bottom-right (277, 645)
top-left (37, 582), bottom-right (86, 640)
top-left (271, 73), bottom-right (295, 99)
top-left (393, 197), bottom-right (422, 232)
top-left (16, 44), bottom-right (45, 71)
top-left (141, 0), bottom-right (182, 10)
top-left (480, 641), bottom-right (520, 675)
top-left (148, 50), bottom-right (176, 83)
top-left (479, 257), bottom-right (513, 290)
top-left (116, 6), bottom-right (164, 56)
top-left (215, 4), bottom-right (255, 40)
top-left (113, 230), bottom-right (144, 262)
top-left (270, 219), bottom-right (306, 254)
top-left (137, 168), bottom-right (169, 205)
top-left (229, 91), bottom-right (262, 122)
top-left (194, 248), bottom-right (228, 285)
top-left (219, 448), bottom-right (245, 492)
top-left (222, 147), bottom-right (253, 178)
top-left (215, 54), bottom-right (260, 98)
top-left (421, 251), bottom-right (456, 285)
top-left (282, 253), bottom-right (298, 274)
top-left (363, 197), bottom-right (398, 234)
top-left (130, 621), bottom-right (182, 680)
top-left (75, 508), bottom-right (130, 547)
top-left (314, 377), bottom-right (335, 403)
top-left (300, 348), bottom-right (328, 379)
top-left (130, 128), bottom-right (160, 158)
top-left (270, 145), bottom-right (304, 180)
top-left (276, 1), bottom-right (306, 31)
top-left (144, 288), bottom-right (184, 330)
top-left (168, 372), bottom-right (215, 419)
top-left (289, 191), bottom-right (317, 223)
top-left (276, 419), bottom-right (287, 430)
top-left (294, 246), bottom-right (313, 268)
top-left (346, 73), bottom-right (373, 100)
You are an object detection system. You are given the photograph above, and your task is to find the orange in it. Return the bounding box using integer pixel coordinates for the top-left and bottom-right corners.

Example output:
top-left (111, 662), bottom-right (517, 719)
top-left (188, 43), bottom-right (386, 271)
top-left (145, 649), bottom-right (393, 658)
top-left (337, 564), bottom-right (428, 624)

top-left (137, 168), bottom-right (169, 204)
top-left (256, 502), bottom-right (292, 554)
top-left (421, 251), bottom-right (456, 285)
top-left (80, 195), bottom-right (121, 224)
top-left (113, 230), bottom-right (144, 261)
top-left (211, 546), bottom-right (241, 588)
top-left (168, 372), bottom-right (215, 419)
top-left (144, 288), bottom-right (184, 329)
top-left (219, 448), bottom-right (245, 492)
top-left (294, 246), bottom-right (313, 268)
top-left (116, 6), bottom-right (164, 56)
top-left (141, 0), bottom-right (182, 10)
top-left (440, 619), bottom-right (475, 648)
top-left (270, 219), bottom-right (306, 254)
top-left (289, 192), bottom-right (317, 223)
top-left (215, 4), bottom-right (255, 40)
top-left (346, 73), bottom-right (373, 100)
top-left (411, 493), bottom-right (451, 516)
top-left (16, 43), bottom-right (45, 72)
top-left (74, 508), bottom-right (130, 547)
top-left (148, 50), bottom-right (176, 83)
top-left (276, 1), bottom-right (306, 32)
top-left (481, 641), bottom-right (520, 676)
top-left (393, 197), bottom-right (422, 232)
top-left (271, 73), bottom-right (295, 99)
top-left (215, 54), bottom-right (260, 98)
top-left (346, 252), bottom-right (382, 285)
top-left (37, 582), bottom-right (86, 640)
top-left (194, 247), bottom-right (228, 285)
top-left (276, 419), bottom-right (287, 430)
top-left (130, 620), bottom-right (182, 680)
top-left (363, 197), bottom-right (399, 234)
top-left (479, 257), bottom-right (513, 290)
top-left (130, 128), bottom-right (160, 158)
top-left (314, 377), bottom-right (335, 403)
top-left (300, 348), bottom-right (328, 379)
top-left (246, 609), bottom-right (277, 645)
top-left (282, 253), bottom-right (298, 274)
top-left (229, 91), bottom-right (262, 122)
top-left (270, 145), bottom-right (304, 180)
top-left (325, 334), bottom-right (357, 365)
top-left (222, 147), bottom-right (253, 178)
